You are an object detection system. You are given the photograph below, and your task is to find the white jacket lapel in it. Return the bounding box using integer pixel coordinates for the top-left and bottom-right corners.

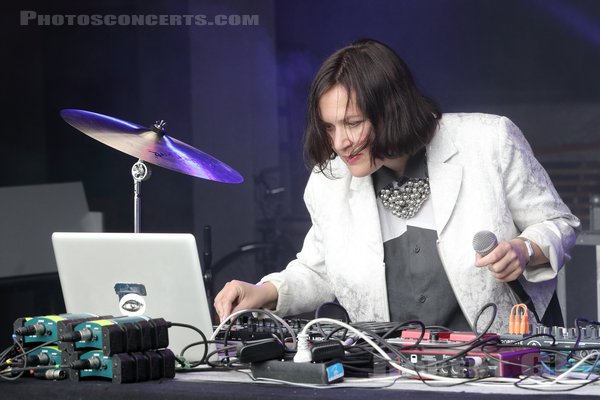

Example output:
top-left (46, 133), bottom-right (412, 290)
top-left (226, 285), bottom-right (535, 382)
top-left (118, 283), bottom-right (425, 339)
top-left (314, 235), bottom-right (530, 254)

top-left (348, 175), bottom-right (384, 260)
top-left (427, 130), bottom-right (463, 235)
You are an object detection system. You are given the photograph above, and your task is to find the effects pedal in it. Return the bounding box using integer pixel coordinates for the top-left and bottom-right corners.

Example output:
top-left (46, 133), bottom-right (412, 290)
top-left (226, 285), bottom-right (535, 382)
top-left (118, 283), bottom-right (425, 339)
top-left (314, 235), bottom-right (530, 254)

top-left (389, 329), bottom-right (540, 378)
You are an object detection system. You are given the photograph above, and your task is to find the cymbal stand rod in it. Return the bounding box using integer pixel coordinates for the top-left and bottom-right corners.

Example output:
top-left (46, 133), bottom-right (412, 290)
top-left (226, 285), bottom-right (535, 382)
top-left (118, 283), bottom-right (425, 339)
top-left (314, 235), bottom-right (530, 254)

top-left (131, 160), bottom-right (151, 233)
top-left (134, 180), bottom-right (142, 233)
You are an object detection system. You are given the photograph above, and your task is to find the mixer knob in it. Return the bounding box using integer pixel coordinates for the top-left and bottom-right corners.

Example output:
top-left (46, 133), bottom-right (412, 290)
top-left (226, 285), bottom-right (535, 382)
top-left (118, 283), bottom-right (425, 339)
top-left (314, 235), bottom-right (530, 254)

top-left (568, 327), bottom-right (577, 339)
top-left (557, 327), bottom-right (568, 339)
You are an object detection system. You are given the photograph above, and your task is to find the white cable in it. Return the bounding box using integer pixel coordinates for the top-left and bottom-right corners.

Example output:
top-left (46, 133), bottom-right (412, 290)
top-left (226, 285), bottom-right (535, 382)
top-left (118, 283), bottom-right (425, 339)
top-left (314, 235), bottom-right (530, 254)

top-left (250, 376), bottom-right (405, 389)
top-left (514, 350), bottom-right (600, 387)
top-left (210, 308), bottom-right (297, 347)
top-left (298, 318), bottom-right (464, 382)
top-left (215, 315), bottom-right (600, 389)
top-left (298, 319), bottom-right (600, 387)
top-left (293, 333), bottom-right (312, 362)
top-left (552, 350), bottom-right (600, 384)
top-left (485, 353), bottom-right (600, 391)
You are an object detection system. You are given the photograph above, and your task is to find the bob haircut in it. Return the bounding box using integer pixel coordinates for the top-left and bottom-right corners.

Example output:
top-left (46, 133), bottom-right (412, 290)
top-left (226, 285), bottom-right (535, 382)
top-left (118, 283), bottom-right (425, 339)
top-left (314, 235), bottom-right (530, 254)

top-left (304, 38), bottom-right (441, 175)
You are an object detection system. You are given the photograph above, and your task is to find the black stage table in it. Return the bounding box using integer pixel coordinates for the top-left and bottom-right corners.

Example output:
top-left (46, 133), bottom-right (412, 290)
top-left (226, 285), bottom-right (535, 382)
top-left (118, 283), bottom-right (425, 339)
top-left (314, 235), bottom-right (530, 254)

top-left (3, 373), bottom-right (600, 400)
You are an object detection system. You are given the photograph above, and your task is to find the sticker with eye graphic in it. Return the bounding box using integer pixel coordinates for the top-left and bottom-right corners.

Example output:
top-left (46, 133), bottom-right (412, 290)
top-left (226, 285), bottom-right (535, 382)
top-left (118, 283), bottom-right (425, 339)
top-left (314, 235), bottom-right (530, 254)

top-left (118, 293), bottom-right (146, 316)
top-left (114, 283), bottom-right (147, 316)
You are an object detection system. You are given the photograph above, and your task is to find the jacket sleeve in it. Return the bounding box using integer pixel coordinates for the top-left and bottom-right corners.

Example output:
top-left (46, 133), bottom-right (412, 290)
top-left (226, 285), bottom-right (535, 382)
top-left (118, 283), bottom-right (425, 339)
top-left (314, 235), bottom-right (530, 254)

top-left (259, 172), bottom-right (336, 317)
top-left (498, 117), bottom-right (581, 282)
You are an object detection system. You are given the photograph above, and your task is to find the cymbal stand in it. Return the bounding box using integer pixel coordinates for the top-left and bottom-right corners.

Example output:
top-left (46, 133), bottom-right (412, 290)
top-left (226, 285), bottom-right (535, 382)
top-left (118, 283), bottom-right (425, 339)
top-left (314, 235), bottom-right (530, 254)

top-left (132, 160), bottom-right (151, 233)
top-left (131, 120), bottom-right (165, 233)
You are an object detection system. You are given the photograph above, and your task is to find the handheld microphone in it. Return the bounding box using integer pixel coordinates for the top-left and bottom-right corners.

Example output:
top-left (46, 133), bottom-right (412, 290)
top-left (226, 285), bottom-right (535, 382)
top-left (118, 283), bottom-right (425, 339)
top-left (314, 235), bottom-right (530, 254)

top-left (471, 230), bottom-right (540, 323)
top-left (472, 230), bottom-right (498, 258)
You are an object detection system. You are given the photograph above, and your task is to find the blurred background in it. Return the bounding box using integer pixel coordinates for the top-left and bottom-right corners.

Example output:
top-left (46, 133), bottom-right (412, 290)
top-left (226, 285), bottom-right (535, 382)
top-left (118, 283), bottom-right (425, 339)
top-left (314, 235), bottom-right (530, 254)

top-left (1, 0), bottom-right (600, 345)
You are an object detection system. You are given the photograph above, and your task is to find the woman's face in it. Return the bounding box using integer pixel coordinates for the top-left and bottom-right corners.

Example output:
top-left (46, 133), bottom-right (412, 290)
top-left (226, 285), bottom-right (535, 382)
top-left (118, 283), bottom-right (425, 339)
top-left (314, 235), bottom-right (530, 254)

top-left (319, 85), bottom-right (383, 177)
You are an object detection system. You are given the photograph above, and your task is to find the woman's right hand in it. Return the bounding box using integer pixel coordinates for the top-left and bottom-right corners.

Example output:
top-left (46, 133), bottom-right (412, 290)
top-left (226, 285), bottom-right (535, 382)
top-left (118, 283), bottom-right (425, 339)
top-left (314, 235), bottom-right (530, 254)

top-left (213, 280), bottom-right (279, 322)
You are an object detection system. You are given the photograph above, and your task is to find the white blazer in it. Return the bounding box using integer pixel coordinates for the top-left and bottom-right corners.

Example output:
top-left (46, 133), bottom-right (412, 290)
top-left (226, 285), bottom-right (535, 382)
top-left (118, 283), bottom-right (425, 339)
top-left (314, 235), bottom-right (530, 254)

top-left (261, 113), bottom-right (580, 332)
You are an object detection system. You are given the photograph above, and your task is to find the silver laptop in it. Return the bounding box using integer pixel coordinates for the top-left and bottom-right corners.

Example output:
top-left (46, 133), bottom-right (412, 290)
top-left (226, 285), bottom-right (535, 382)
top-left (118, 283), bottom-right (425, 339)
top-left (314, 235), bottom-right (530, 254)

top-left (52, 232), bottom-right (214, 362)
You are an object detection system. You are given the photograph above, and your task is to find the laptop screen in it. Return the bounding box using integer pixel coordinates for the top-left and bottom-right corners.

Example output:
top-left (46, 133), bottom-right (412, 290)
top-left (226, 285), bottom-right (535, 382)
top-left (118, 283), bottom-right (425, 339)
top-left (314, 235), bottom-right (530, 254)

top-left (52, 232), bottom-right (214, 362)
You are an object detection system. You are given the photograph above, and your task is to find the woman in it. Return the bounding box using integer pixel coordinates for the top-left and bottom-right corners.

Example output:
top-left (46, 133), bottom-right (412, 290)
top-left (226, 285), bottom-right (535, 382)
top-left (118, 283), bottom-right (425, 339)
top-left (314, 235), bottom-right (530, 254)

top-left (214, 39), bottom-right (580, 332)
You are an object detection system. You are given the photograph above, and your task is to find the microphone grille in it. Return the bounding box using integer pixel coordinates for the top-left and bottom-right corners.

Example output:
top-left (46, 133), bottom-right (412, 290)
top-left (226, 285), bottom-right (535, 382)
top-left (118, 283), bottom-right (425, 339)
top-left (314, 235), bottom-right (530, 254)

top-left (472, 230), bottom-right (498, 256)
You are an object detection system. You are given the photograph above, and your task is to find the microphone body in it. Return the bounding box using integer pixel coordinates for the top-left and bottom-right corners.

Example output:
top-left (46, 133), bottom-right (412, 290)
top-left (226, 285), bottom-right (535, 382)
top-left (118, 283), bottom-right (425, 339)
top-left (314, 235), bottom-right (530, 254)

top-left (471, 230), bottom-right (540, 323)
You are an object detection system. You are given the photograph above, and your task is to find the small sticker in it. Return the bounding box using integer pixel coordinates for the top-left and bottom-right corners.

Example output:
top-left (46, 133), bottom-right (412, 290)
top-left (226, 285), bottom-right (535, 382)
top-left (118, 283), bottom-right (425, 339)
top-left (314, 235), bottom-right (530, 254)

top-left (326, 362), bottom-right (344, 382)
top-left (114, 283), bottom-right (147, 316)
top-left (118, 293), bottom-right (146, 316)
top-left (114, 283), bottom-right (147, 300)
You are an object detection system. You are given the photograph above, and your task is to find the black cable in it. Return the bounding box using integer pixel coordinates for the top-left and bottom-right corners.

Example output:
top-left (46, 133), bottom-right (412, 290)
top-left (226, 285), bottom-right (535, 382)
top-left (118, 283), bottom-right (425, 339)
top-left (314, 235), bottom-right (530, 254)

top-left (348, 321), bottom-right (426, 368)
top-left (187, 342), bottom-right (227, 369)
top-left (377, 303), bottom-right (499, 385)
top-left (257, 310), bottom-right (287, 346)
top-left (472, 302), bottom-right (498, 336)
top-left (0, 344), bottom-right (18, 371)
top-left (204, 345), bottom-right (238, 369)
top-left (361, 316), bottom-right (495, 373)
top-left (402, 303), bottom-right (499, 356)
top-left (314, 302), bottom-right (351, 339)
top-left (2, 364), bottom-right (64, 374)
top-left (323, 325), bottom-right (351, 341)
top-left (491, 340), bottom-right (600, 352)
top-left (0, 338), bottom-right (26, 381)
top-left (356, 321), bottom-right (425, 356)
top-left (485, 333), bottom-right (592, 375)
top-left (3, 338), bottom-right (59, 363)
top-left (564, 318), bottom-right (600, 364)
top-left (501, 332), bottom-right (557, 347)
top-left (377, 321), bottom-right (424, 344)
top-left (220, 310), bottom-right (286, 362)
top-left (169, 322), bottom-right (209, 365)
top-left (424, 325), bottom-right (452, 332)
top-left (418, 372), bottom-right (501, 388)
top-left (180, 339), bottom-right (221, 359)
top-left (407, 303), bottom-right (587, 388)
top-left (478, 343), bottom-right (542, 374)
top-left (585, 353), bottom-right (600, 380)
top-left (390, 334), bottom-right (502, 372)
top-left (513, 373), bottom-right (600, 392)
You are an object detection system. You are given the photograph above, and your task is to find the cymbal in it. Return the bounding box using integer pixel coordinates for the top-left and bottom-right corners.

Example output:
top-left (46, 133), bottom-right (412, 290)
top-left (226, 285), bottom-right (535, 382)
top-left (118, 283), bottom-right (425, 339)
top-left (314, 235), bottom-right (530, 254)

top-left (60, 109), bottom-right (243, 184)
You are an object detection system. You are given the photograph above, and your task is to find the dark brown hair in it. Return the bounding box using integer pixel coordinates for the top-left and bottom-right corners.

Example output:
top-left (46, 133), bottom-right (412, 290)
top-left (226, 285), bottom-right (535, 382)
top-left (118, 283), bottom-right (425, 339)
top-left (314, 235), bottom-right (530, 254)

top-left (304, 38), bottom-right (441, 174)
